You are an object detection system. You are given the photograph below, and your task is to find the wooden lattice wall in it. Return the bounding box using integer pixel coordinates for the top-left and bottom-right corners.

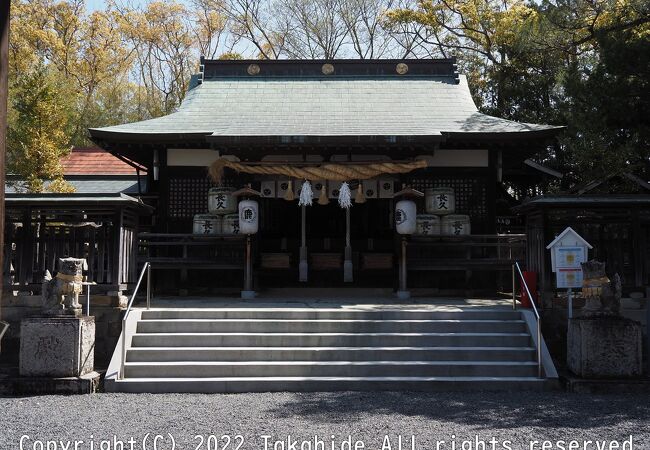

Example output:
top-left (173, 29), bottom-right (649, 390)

top-left (404, 172), bottom-right (490, 232)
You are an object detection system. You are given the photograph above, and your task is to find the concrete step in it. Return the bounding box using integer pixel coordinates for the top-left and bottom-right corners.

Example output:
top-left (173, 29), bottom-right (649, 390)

top-left (130, 332), bottom-right (532, 347)
top-left (123, 360), bottom-right (539, 378)
top-left (125, 346), bottom-right (537, 362)
top-left (140, 309), bottom-right (523, 321)
top-left (111, 376), bottom-right (552, 393)
top-left (105, 306), bottom-right (559, 393)
top-left (135, 319), bottom-right (528, 334)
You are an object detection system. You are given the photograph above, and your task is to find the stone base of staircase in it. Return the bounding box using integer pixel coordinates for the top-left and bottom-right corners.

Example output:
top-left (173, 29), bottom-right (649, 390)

top-left (106, 306), bottom-right (558, 393)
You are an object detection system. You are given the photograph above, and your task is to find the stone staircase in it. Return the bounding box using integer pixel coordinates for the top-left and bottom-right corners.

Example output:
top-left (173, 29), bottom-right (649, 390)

top-left (105, 307), bottom-right (558, 393)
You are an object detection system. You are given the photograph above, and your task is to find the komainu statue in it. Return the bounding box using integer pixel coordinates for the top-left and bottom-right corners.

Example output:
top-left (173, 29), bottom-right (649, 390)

top-left (42, 257), bottom-right (86, 316)
top-left (581, 260), bottom-right (621, 316)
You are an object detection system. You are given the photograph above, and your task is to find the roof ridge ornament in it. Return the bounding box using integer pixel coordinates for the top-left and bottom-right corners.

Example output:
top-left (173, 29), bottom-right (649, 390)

top-left (322, 63), bottom-right (335, 75)
top-left (247, 64), bottom-right (260, 76)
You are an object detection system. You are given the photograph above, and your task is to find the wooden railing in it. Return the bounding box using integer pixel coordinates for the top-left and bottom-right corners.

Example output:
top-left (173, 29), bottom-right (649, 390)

top-left (4, 222), bottom-right (137, 291)
top-left (137, 233), bottom-right (247, 269)
top-left (407, 234), bottom-right (526, 271)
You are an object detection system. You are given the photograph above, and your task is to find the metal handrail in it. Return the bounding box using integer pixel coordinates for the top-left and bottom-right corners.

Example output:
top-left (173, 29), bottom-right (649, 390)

top-left (119, 262), bottom-right (151, 380)
top-left (0, 321), bottom-right (9, 343)
top-left (512, 261), bottom-right (543, 378)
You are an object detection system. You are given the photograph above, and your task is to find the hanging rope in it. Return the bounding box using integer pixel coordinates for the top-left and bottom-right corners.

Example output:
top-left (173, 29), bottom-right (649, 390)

top-left (209, 158), bottom-right (428, 184)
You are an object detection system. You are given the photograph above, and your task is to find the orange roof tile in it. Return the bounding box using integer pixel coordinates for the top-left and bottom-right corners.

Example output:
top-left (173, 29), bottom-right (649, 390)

top-left (61, 147), bottom-right (141, 175)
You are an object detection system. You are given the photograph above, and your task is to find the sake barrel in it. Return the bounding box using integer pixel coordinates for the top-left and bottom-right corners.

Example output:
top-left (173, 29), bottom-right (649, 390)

top-left (192, 214), bottom-right (222, 235)
top-left (222, 213), bottom-right (240, 234)
top-left (416, 214), bottom-right (441, 235)
top-left (208, 187), bottom-right (237, 215)
top-left (441, 214), bottom-right (471, 236)
top-left (395, 199), bottom-right (417, 235)
top-left (238, 199), bottom-right (259, 235)
top-left (425, 187), bottom-right (455, 215)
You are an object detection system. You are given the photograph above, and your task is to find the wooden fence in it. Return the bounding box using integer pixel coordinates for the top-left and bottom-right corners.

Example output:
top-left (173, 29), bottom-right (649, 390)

top-left (4, 208), bottom-right (139, 293)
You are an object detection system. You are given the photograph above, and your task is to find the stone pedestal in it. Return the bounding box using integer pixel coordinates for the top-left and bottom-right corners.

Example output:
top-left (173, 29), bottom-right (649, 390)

top-left (19, 316), bottom-right (95, 377)
top-left (567, 316), bottom-right (642, 378)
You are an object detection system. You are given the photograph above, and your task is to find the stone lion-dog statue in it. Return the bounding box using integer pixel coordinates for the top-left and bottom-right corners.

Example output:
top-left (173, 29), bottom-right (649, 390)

top-left (42, 257), bottom-right (86, 316)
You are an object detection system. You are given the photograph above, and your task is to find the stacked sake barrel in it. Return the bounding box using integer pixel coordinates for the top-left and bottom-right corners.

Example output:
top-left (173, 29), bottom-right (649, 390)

top-left (415, 188), bottom-right (470, 236)
top-left (192, 187), bottom-right (239, 235)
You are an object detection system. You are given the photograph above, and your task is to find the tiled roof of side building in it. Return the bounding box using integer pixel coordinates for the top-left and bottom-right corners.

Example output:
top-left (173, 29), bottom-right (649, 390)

top-left (61, 147), bottom-right (139, 175)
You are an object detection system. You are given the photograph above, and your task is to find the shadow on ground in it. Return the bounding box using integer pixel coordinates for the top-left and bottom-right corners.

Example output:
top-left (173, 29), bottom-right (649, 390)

top-left (266, 391), bottom-right (650, 429)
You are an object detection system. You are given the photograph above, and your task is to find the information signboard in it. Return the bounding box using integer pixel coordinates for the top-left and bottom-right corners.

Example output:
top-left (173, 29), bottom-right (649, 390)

top-left (554, 246), bottom-right (586, 269)
top-left (556, 268), bottom-right (583, 289)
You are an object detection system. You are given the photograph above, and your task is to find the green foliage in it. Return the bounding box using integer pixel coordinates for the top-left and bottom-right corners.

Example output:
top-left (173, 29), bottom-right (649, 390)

top-left (387, 0), bottom-right (650, 189)
top-left (218, 51), bottom-right (244, 60)
top-left (560, 24), bottom-right (650, 184)
top-left (7, 67), bottom-right (75, 193)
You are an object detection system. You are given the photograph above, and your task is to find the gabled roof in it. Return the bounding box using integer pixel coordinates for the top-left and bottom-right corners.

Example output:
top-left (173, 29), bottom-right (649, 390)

top-left (89, 59), bottom-right (563, 146)
top-left (546, 226), bottom-right (593, 249)
top-left (4, 193), bottom-right (153, 214)
top-left (524, 159), bottom-right (563, 178)
top-left (61, 147), bottom-right (139, 175)
top-left (567, 171), bottom-right (650, 195)
top-left (5, 177), bottom-right (143, 195)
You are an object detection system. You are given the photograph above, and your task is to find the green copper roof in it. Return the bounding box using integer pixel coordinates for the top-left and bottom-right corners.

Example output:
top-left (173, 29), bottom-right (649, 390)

top-left (90, 73), bottom-right (561, 140)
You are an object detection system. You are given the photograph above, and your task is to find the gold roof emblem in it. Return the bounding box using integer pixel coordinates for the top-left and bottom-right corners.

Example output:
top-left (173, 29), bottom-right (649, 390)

top-left (322, 63), bottom-right (335, 75)
top-left (247, 64), bottom-right (261, 75)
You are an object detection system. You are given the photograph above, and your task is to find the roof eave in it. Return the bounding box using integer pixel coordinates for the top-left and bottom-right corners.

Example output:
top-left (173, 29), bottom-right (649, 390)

top-left (5, 192), bottom-right (153, 212)
top-left (206, 134), bottom-right (445, 146)
top-left (513, 194), bottom-right (650, 213)
top-left (443, 127), bottom-right (565, 142)
top-left (88, 128), bottom-right (212, 144)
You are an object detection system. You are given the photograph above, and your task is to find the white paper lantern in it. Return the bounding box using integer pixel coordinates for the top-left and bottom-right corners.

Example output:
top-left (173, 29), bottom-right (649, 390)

top-left (238, 199), bottom-right (259, 235)
top-left (395, 200), bottom-right (417, 235)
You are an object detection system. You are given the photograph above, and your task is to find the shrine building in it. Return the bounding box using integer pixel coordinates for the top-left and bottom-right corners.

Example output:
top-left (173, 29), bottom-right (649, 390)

top-left (88, 58), bottom-right (563, 295)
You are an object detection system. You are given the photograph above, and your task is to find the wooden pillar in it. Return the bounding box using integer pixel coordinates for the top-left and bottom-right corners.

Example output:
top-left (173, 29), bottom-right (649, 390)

top-left (241, 235), bottom-right (255, 298)
top-left (631, 209), bottom-right (643, 288)
top-left (299, 205), bottom-right (308, 282)
top-left (343, 207), bottom-right (353, 282)
top-left (111, 208), bottom-right (124, 292)
top-left (397, 236), bottom-right (409, 299)
top-left (486, 149), bottom-right (498, 234)
top-left (0, 0), bottom-right (10, 348)
top-left (18, 208), bottom-right (32, 287)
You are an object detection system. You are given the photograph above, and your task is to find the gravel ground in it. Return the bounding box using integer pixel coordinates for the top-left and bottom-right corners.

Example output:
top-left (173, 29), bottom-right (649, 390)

top-left (1, 392), bottom-right (649, 450)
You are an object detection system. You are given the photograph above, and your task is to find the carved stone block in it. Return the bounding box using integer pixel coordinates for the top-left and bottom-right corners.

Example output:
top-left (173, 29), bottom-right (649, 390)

top-left (19, 316), bottom-right (95, 377)
top-left (567, 316), bottom-right (642, 378)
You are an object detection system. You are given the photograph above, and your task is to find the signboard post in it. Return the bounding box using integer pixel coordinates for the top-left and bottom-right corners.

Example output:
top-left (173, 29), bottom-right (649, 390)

top-left (546, 227), bottom-right (593, 319)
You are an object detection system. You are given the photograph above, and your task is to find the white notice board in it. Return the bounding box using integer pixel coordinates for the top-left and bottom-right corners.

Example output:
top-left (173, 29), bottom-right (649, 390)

top-left (556, 268), bottom-right (583, 289)
top-left (554, 246), bottom-right (586, 269)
